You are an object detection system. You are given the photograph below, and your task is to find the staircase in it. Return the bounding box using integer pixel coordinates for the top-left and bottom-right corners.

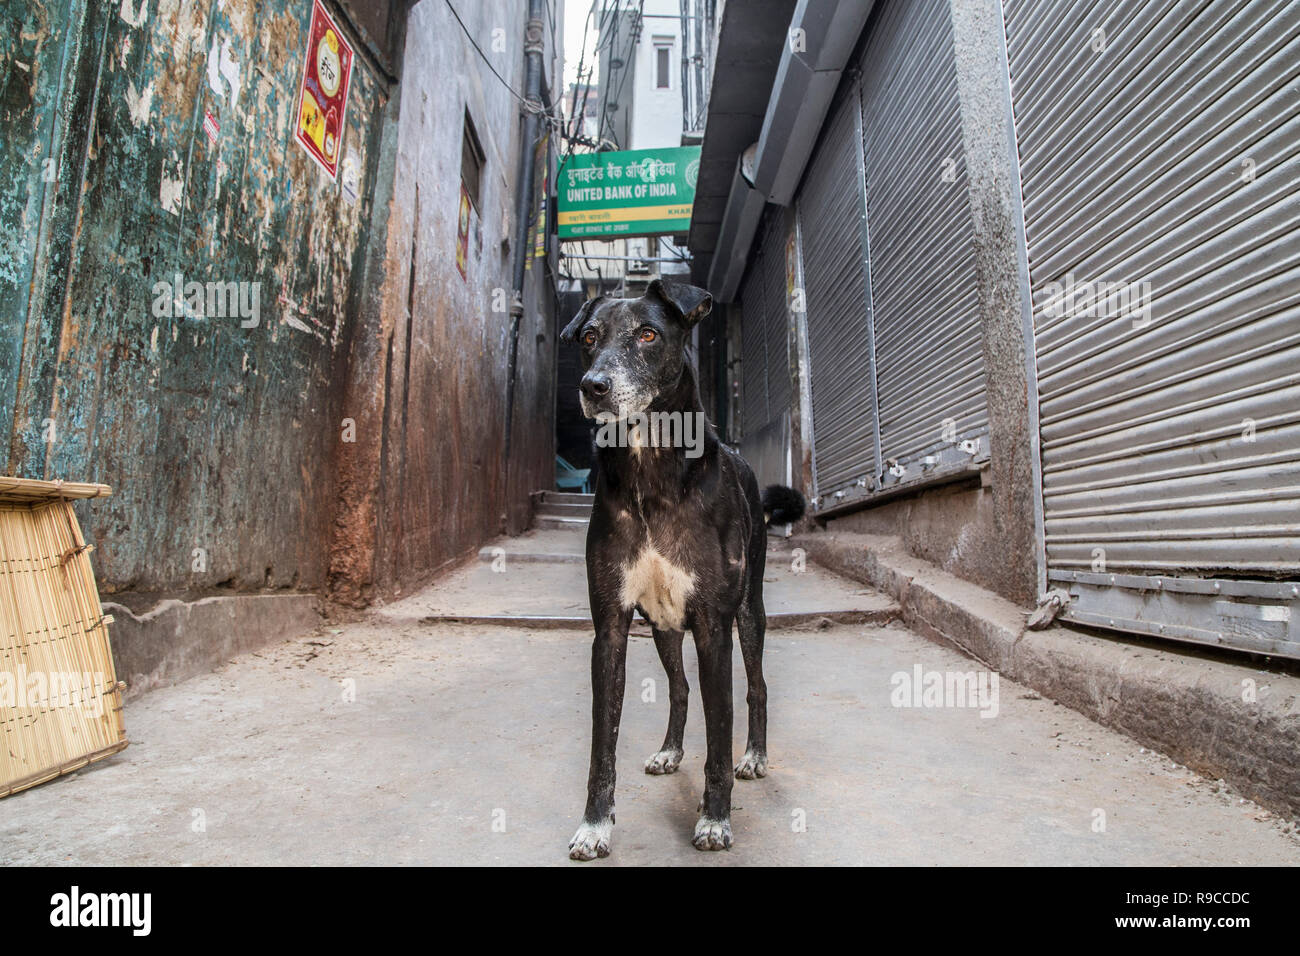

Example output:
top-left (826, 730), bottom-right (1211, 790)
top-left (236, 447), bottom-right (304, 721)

top-left (532, 490), bottom-right (592, 532)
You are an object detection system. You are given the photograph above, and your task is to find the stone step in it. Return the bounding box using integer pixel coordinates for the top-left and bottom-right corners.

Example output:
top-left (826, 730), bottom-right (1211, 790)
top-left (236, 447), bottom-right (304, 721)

top-left (542, 491), bottom-right (594, 505)
top-left (411, 607), bottom-right (898, 632)
top-left (384, 540), bottom-right (901, 635)
top-left (477, 546), bottom-right (584, 564)
top-left (535, 501), bottom-right (592, 518)
top-left (533, 515), bottom-right (590, 532)
top-left (475, 527), bottom-right (585, 565)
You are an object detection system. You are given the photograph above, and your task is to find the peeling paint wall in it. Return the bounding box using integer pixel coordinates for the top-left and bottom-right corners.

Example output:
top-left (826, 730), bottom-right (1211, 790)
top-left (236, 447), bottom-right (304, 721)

top-left (0, 0), bottom-right (82, 457)
top-left (1, 0), bottom-right (390, 598)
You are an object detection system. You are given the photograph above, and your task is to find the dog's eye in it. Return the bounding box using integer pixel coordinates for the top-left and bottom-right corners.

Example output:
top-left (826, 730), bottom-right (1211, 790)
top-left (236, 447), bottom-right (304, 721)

top-left (581, 329), bottom-right (597, 347)
top-left (639, 328), bottom-right (657, 342)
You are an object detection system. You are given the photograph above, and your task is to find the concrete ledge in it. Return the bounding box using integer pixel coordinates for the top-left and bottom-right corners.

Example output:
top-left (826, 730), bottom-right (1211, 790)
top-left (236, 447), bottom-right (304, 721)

top-left (476, 547), bottom-right (584, 564)
top-left (408, 607), bottom-right (899, 632)
top-left (793, 530), bottom-right (1300, 819)
top-left (532, 516), bottom-right (590, 531)
top-left (103, 593), bottom-right (325, 700)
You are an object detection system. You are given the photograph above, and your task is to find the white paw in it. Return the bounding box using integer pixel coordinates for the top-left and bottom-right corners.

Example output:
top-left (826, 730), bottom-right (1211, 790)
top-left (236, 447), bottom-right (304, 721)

top-left (692, 816), bottom-right (732, 851)
top-left (644, 747), bottom-right (684, 775)
top-left (568, 818), bottom-right (613, 861)
top-left (734, 749), bottom-right (768, 779)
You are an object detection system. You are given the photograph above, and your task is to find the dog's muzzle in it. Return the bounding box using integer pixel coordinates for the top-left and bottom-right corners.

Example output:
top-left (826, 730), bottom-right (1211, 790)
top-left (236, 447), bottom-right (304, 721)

top-left (579, 371), bottom-right (648, 420)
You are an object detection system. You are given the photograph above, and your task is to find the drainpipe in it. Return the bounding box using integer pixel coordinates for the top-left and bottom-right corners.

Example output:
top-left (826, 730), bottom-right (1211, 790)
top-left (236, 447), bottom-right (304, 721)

top-left (503, 0), bottom-right (547, 467)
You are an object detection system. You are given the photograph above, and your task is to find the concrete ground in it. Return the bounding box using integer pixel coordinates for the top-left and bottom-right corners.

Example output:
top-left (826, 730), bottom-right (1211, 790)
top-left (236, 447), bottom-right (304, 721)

top-left (3, 509), bottom-right (1297, 865)
top-left (3, 584), bottom-right (1298, 864)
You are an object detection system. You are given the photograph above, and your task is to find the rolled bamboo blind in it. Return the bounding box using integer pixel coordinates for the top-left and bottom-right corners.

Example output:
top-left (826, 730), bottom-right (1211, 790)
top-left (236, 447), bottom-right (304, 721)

top-left (0, 477), bottom-right (127, 798)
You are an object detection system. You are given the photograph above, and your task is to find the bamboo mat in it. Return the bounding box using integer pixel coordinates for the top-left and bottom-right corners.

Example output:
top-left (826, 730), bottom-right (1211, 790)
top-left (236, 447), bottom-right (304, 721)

top-left (0, 477), bottom-right (126, 798)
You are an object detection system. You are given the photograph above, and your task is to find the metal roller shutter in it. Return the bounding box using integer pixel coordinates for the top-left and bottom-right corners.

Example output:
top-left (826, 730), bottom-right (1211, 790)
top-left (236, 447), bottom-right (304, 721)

top-left (738, 255), bottom-right (769, 439)
top-left (761, 210), bottom-right (792, 421)
top-left (860, 0), bottom-right (989, 489)
top-left (738, 208), bottom-right (792, 486)
top-left (797, 85), bottom-right (879, 500)
top-left (1006, 0), bottom-right (1300, 657)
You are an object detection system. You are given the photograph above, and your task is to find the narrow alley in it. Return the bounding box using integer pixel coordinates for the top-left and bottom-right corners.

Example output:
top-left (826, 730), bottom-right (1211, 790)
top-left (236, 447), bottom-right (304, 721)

top-left (3, 0), bottom-right (1300, 897)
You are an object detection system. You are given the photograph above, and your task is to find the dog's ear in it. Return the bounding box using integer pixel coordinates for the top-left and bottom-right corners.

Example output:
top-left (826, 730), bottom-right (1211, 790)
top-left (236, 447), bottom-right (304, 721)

top-left (647, 279), bottom-right (712, 329)
top-left (560, 295), bottom-right (604, 343)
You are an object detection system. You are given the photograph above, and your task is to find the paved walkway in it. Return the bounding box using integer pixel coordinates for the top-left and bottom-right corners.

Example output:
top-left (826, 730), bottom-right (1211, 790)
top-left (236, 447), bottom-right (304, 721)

top-left (382, 526), bottom-right (896, 629)
top-left (2, 500), bottom-right (1297, 865)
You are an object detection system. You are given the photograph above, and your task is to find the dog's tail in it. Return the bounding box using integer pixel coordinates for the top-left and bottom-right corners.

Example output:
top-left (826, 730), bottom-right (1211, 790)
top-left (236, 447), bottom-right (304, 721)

top-left (762, 485), bottom-right (806, 526)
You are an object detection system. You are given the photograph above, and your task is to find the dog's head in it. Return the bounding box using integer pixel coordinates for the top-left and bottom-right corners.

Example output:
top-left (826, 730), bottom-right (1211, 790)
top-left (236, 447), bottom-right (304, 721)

top-left (560, 279), bottom-right (712, 420)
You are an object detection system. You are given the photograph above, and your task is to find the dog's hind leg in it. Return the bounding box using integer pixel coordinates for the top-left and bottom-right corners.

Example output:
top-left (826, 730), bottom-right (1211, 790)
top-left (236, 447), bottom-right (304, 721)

top-left (644, 628), bottom-right (688, 775)
top-left (734, 588), bottom-right (769, 780)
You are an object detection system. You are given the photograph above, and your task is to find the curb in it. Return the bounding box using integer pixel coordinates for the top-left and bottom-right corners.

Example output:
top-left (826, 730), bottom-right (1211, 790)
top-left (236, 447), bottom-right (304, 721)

top-left (476, 548), bottom-right (585, 564)
top-left (103, 593), bottom-right (325, 700)
top-left (402, 607), bottom-right (899, 632)
top-left (792, 531), bottom-right (1300, 819)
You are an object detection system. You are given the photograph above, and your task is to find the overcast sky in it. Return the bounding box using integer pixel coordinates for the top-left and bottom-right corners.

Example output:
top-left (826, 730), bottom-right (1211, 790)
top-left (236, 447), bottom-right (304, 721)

top-left (563, 0), bottom-right (602, 89)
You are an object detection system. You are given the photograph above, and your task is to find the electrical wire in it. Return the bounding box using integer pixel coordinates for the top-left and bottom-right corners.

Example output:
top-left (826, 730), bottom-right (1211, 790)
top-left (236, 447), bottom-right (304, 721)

top-left (444, 0), bottom-right (596, 148)
top-left (596, 0), bottom-right (644, 151)
top-left (560, 0), bottom-right (607, 163)
top-left (565, 0), bottom-right (619, 156)
top-left (443, 0), bottom-right (541, 113)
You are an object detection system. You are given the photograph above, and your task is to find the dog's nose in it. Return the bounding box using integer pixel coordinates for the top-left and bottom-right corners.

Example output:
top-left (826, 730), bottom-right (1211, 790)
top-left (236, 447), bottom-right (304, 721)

top-left (581, 373), bottom-right (611, 399)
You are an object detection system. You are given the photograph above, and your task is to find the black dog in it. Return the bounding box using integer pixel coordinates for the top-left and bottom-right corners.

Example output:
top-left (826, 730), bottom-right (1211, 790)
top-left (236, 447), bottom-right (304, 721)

top-left (560, 279), bottom-right (803, 860)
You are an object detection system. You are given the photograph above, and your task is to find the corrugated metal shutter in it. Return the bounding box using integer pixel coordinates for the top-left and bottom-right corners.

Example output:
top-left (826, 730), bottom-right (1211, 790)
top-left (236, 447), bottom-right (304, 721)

top-left (738, 254), bottom-right (769, 438)
top-left (739, 208), bottom-right (793, 441)
top-left (1006, 0), bottom-right (1300, 657)
top-left (761, 210), bottom-right (792, 421)
top-left (797, 85), bottom-right (879, 498)
top-left (860, 0), bottom-right (988, 487)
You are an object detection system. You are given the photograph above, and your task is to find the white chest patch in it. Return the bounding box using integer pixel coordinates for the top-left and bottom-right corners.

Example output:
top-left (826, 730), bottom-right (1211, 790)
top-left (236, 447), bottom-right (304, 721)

top-left (620, 546), bottom-right (696, 632)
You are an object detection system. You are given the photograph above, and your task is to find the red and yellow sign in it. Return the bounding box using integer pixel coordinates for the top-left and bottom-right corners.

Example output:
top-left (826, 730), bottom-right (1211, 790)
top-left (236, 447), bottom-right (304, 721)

top-left (294, 0), bottom-right (354, 181)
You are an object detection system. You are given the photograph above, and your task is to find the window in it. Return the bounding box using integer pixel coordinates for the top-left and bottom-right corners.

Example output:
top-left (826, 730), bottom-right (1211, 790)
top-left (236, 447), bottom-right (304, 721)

top-left (655, 42), bottom-right (672, 90)
top-left (460, 110), bottom-right (486, 209)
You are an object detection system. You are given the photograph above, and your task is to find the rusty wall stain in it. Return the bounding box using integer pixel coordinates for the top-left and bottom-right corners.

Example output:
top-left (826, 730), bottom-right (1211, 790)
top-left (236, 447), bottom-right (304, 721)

top-left (330, 0), bottom-right (556, 605)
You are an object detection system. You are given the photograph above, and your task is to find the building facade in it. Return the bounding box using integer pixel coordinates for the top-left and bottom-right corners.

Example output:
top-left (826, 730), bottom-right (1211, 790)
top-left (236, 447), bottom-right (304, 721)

top-left (691, 0), bottom-right (1300, 659)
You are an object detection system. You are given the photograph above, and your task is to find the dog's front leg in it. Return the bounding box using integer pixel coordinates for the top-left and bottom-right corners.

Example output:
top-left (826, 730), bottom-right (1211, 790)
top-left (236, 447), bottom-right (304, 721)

top-left (692, 610), bottom-right (735, 851)
top-left (569, 604), bottom-right (632, 861)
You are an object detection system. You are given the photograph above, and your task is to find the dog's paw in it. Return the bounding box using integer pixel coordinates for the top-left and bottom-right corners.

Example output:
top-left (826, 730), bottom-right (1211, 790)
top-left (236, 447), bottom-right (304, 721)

top-left (734, 749), bottom-right (768, 779)
top-left (568, 819), bottom-right (613, 861)
top-left (644, 746), bottom-right (684, 775)
top-left (692, 816), bottom-right (733, 851)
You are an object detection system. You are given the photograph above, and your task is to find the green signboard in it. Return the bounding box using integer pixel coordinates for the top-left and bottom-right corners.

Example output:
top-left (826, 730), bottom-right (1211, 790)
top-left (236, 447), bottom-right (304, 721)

top-left (558, 146), bottom-right (701, 240)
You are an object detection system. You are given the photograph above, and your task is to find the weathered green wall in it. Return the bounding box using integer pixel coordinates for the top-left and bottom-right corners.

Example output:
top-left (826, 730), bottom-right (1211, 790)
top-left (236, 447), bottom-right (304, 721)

top-left (1, 0), bottom-right (387, 595)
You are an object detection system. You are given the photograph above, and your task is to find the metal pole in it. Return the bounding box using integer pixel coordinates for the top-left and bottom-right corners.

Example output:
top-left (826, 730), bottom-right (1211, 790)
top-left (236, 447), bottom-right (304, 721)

top-left (503, 0), bottom-right (547, 468)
